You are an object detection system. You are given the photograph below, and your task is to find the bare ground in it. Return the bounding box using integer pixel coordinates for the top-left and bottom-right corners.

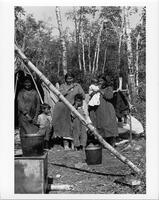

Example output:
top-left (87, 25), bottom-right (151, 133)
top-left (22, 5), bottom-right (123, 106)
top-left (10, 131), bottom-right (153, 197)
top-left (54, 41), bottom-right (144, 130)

top-left (14, 130), bottom-right (146, 194)
top-left (47, 137), bottom-right (146, 194)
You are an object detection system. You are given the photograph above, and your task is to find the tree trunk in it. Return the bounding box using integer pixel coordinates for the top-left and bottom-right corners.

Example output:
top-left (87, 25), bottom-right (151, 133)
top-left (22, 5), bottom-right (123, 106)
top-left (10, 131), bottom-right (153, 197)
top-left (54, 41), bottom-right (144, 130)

top-left (74, 8), bottom-right (82, 71)
top-left (118, 8), bottom-right (125, 68)
top-left (135, 34), bottom-right (140, 94)
top-left (88, 33), bottom-right (92, 72)
top-left (57, 57), bottom-right (60, 75)
top-left (56, 6), bottom-right (67, 75)
top-left (92, 50), bottom-right (97, 74)
top-left (124, 7), bottom-right (135, 99)
top-left (95, 35), bottom-right (101, 72)
top-left (102, 46), bottom-right (107, 73)
top-left (92, 21), bottom-right (103, 74)
top-left (15, 44), bottom-right (142, 176)
top-left (43, 55), bottom-right (46, 67)
top-left (81, 25), bottom-right (86, 73)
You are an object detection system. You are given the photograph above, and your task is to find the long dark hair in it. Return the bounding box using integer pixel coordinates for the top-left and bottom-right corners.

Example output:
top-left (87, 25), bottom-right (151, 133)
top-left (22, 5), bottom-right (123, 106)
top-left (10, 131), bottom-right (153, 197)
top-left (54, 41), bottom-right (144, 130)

top-left (98, 74), bottom-right (113, 88)
top-left (65, 72), bottom-right (74, 82)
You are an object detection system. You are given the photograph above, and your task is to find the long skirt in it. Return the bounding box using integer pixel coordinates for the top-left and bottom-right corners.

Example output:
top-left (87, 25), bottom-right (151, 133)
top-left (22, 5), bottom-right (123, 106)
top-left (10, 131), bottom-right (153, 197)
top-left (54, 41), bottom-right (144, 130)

top-left (52, 102), bottom-right (73, 139)
top-left (89, 101), bottom-right (118, 139)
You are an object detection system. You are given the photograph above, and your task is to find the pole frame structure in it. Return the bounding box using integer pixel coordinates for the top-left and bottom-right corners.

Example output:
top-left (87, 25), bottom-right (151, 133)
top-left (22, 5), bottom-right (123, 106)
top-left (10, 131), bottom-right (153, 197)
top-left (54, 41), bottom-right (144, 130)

top-left (15, 44), bottom-right (142, 176)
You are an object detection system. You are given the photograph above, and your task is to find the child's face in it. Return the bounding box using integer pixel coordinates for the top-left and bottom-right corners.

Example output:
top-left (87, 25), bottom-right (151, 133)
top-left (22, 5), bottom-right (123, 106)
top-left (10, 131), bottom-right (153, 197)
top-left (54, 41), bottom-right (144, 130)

top-left (94, 81), bottom-right (98, 86)
top-left (24, 81), bottom-right (32, 90)
top-left (44, 107), bottom-right (50, 114)
top-left (75, 99), bottom-right (83, 107)
top-left (92, 78), bottom-right (98, 86)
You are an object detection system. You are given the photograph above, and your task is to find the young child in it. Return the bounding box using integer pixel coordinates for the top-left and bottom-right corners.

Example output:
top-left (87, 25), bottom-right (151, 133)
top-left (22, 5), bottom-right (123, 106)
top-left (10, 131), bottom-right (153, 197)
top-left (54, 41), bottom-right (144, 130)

top-left (37, 103), bottom-right (52, 149)
top-left (88, 78), bottom-right (100, 106)
top-left (71, 94), bottom-right (88, 151)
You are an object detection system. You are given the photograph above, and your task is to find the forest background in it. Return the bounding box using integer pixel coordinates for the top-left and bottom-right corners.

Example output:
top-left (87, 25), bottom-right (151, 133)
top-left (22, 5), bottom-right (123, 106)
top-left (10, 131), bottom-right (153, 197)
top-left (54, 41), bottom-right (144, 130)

top-left (14, 6), bottom-right (146, 129)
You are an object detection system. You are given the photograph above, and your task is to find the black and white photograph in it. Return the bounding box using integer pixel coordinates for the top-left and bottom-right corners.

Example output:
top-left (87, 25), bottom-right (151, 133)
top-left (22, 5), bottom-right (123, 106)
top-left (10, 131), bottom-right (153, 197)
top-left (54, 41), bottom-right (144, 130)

top-left (14, 5), bottom-right (146, 194)
top-left (0, 1), bottom-right (159, 199)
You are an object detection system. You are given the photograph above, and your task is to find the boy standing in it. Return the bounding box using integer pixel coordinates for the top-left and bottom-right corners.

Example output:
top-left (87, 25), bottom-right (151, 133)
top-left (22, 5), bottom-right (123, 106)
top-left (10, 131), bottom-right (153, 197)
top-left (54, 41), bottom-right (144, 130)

top-left (71, 94), bottom-right (88, 151)
top-left (37, 103), bottom-right (52, 149)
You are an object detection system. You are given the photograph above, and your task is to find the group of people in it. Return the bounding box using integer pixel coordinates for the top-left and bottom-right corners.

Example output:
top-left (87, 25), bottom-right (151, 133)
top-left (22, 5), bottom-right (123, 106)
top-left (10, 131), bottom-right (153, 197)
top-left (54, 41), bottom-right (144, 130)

top-left (17, 72), bottom-right (120, 151)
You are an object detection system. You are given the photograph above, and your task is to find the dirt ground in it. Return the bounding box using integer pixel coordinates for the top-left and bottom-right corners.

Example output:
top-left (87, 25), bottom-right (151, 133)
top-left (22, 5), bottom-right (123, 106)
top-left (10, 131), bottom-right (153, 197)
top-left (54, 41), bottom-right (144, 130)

top-left (15, 132), bottom-right (146, 194)
top-left (47, 136), bottom-right (146, 194)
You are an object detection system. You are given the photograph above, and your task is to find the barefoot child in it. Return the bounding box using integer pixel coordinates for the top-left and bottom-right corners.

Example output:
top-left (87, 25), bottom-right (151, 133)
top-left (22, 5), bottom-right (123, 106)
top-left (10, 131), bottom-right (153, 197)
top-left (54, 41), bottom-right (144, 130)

top-left (71, 94), bottom-right (88, 150)
top-left (37, 103), bottom-right (52, 149)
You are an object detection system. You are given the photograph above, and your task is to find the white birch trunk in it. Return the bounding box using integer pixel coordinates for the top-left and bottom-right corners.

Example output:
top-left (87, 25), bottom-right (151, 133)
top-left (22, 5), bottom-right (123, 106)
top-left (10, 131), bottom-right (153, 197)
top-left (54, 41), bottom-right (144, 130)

top-left (102, 47), bottom-right (107, 73)
top-left (81, 25), bottom-right (86, 73)
top-left (56, 6), bottom-right (67, 75)
top-left (57, 57), bottom-right (60, 75)
top-left (92, 21), bottom-right (103, 74)
top-left (74, 8), bottom-right (82, 71)
top-left (118, 8), bottom-right (125, 67)
top-left (88, 33), bottom-right (92, 72)
top-left (135, 34), bottom-right (140, 93)
top-left (124, 7), bottom-right (135, 98)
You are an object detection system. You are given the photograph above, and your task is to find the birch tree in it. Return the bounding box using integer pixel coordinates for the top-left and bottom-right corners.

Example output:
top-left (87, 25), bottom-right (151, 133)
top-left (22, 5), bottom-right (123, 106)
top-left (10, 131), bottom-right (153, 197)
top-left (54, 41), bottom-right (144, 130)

top-left (102, 46), bottom-right (107, 73)
top-left (92, 20), bottom-right (103, 74)
top-left (135, 34), bottom-right (141, 93)
top-left (56, 6), bottom-right (67, 75)
top-left (88, 32), bottom-right (92, 72)
top-left (124, 7), bottom-right (136, 98)
top-left (81, 25), bottom-right (86, 73)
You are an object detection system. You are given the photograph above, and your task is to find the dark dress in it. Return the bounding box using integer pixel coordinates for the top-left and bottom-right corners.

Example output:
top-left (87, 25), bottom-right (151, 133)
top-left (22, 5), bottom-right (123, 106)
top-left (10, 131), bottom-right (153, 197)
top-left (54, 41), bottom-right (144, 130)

top-left (17, 89), bottom-right (40, 136)
top-left (53, 83), bottom-right (85, 139)
top-left (89, 86), bottom-right (118, 138)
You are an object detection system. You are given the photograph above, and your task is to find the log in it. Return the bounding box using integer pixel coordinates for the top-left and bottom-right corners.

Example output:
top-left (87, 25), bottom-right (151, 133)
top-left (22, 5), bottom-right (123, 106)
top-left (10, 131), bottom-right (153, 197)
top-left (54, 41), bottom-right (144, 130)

top-left (15, 44), bottom-right (142, 175)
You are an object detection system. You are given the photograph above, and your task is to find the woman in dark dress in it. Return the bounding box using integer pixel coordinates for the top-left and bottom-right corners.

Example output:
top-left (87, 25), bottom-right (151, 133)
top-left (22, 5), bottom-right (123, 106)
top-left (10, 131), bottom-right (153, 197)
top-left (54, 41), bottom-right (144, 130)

top-left (17, 76), bottom-right (40, 136)
top-left (53, 73), bottom-right (85, 150)
top-left (89, 75), bottom-right (118, 146)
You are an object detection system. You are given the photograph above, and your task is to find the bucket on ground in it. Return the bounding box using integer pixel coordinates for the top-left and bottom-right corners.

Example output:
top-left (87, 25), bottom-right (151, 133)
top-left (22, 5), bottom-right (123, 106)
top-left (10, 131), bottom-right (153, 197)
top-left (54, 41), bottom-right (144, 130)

top-left (20, 133), bottom-right (45, 156)
top-left (85, 143), bottom-right (102, 165)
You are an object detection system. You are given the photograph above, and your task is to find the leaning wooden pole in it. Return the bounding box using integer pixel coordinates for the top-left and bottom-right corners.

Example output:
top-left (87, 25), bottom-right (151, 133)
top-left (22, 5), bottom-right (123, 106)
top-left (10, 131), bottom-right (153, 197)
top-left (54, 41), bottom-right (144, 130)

top-left (15, 44), bottom-right (142, 175)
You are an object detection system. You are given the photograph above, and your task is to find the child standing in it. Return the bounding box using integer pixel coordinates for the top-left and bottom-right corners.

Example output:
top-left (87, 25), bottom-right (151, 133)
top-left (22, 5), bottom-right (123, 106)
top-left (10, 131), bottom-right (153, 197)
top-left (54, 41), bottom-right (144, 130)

top-left (88, 78), bottom-right (100, 107)
top-left (71, 94), bottom-right (88, 151)
top-left (37, 103), bottom-right (52, 149)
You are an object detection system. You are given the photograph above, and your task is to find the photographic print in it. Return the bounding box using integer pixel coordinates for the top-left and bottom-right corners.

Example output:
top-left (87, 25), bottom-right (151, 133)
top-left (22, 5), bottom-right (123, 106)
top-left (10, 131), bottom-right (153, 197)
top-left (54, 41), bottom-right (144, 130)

top-left (14, 6), bottom-right (146, 195)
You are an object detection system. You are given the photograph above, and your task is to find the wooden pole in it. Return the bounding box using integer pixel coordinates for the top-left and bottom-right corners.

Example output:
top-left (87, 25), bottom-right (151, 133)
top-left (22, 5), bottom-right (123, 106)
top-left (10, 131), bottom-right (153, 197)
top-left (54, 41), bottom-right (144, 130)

top-left (15, 44), bottom-right (142, 175)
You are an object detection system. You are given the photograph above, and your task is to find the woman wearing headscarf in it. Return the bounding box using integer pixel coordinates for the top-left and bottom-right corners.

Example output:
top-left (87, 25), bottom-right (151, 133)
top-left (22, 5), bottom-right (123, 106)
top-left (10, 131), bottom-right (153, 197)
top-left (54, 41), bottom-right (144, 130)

top-left (17, 75), bottom-right (40, 136)
top-left (89, 74), bottom-right (118, 146)
top-left (53, 73), bottom-right (85, 150)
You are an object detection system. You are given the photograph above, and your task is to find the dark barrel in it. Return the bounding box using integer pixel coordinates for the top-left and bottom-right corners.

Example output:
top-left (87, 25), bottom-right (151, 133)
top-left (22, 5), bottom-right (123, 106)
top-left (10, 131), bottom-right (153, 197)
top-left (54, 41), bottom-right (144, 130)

top-left (20, 133), bottom-right (44, 156)
top-left (85, 144), bottom-right (102, 165)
